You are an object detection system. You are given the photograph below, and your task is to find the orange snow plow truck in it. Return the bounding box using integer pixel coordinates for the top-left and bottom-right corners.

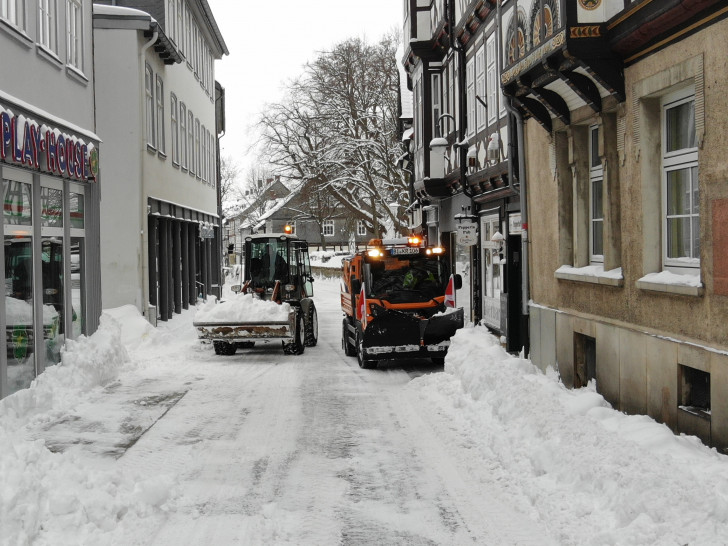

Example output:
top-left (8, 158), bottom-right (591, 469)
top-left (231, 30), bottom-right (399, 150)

top-left (341, 236), bottom-right (464, 368)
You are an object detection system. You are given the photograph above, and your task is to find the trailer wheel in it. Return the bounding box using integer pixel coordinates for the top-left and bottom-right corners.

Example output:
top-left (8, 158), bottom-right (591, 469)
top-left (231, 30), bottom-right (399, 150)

top-left (342, 319), bottom-right (356, 356)
top-left (284, 312), bottom-right (305, 355)
top-left (213, 341), bottom-right (237, 356)
top-left (304, 303), bottom-right (318, 347)
top-left (356, 328), bottom-right (376, 369)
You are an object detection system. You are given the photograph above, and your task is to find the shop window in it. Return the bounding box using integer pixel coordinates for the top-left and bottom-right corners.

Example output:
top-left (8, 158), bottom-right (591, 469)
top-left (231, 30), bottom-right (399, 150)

top-left (574, 333), bottom-right (596, 388)
top-left (3, 178), bottom-right (35, 395)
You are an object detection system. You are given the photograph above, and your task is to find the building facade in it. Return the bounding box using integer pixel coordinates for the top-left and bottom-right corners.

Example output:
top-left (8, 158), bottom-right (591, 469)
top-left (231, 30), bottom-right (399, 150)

top-left (93, 0), bottom-right (227, 324)
top-left (0, 0), bottom-right (102, 397)
top-left (402, 0), bottom-right (526, 347)
top-left (503, 0), bottom-right (728, 450)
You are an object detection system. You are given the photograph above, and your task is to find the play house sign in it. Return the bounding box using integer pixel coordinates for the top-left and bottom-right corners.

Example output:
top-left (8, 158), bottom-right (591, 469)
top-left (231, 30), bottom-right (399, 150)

top-left (1, 104), bottom-right (98, 182)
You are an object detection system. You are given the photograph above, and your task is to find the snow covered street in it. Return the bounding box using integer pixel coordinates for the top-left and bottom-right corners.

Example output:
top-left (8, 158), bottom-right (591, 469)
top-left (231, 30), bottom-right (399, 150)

top-left (3, 277), bottom-right (728, 545)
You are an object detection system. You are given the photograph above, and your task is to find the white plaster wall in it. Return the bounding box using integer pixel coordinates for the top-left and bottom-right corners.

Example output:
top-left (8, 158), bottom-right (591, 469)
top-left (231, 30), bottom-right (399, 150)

top-left (94, 29), bottom-right (144, 311)
top-left (0, 1), bottom-right (95, 131)
top-left (142, 53), bottom-right (218, 215)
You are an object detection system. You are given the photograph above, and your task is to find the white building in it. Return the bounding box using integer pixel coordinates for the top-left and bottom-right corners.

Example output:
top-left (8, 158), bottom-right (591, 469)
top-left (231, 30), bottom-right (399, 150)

top-left (0, 0), bottom-right (102, 397)
top-left (93, 0), bottom-right (228, 323)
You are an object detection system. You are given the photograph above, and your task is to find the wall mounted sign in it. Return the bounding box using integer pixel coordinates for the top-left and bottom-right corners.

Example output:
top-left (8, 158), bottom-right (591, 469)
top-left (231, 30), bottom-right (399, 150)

top-left (456, 222), bottom-right (478, 246)
top-left (0, 103), bottom-right (97, 182)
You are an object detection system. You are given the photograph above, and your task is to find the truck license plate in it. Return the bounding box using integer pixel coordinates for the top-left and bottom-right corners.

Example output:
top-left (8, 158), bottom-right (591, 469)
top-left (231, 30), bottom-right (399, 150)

top-left (390, 247), bottom-right (420, 255)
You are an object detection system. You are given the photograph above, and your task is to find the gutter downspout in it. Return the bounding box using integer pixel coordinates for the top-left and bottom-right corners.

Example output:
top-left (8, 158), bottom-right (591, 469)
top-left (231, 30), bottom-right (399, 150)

top-left (139, 28), bottom-right (158, 320)
top-left (497, 2), bottom-right (530, 346)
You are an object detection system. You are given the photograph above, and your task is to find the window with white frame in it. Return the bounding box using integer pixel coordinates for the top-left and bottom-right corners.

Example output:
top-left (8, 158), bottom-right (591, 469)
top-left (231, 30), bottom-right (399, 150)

top-left (176, 0), bottom-right (184, 55)
top-left (442, 63), bottom-right (450, 135)
top-left (466, 56), bottom-right (475, 137)
top-left (170, 94), bottom-right (179, 165)
top-left (323, 220), bottom-right (334, 237)
top-left (486, 34), bottom-right (498, 125)
top-left (357, 220), bottom-right (367, 236)
top-left (167, 0), bottom-right (176, 44)
top-left (156, 75), bottom-right (165, 154)
top-left (38, 0), bottom-right (57, 52)
top-left (663, 88), bottom-right (699, 270)
top-left (416, 73), bottom-right (422, 149)
top-left (187, 110), bottom-right (195, 175)
top-left (66, 0), bottom-right (83, 71)
top-left (432, 73), bottom-right (441, 137)
top-left (179, 102), bottom-right (187, 169)
top-left (448, 59), bottom-right (455, 135)
top-left (589, 125), bottom-right (604, 263)
top-left (476, 44), bottom-right (485, 131)
top-left (201, 124), bottom-right (207, 182)
top-left (145, 64), bottom-right (155, 147)
top-left (195, 119), bottom-right (201, 179)
top-left (1, 0), bottom-right (26, 31)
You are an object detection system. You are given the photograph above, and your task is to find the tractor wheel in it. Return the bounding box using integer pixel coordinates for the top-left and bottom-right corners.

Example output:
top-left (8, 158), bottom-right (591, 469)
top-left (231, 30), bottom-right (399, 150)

top-left (304, 303), bottom-right (318, 347)
top-left (356, 328), bottom-right (377, 369)
top-left (342, 319), bottom-right (356, 356)
top-left (213, 341), bottom-right (237, 356)
top-left (284, 312), bottom-right (305, 355)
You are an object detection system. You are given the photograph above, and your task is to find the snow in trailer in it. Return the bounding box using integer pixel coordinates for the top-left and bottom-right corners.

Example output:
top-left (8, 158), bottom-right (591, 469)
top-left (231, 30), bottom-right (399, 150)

top-left (2, 277), bottom-right (728, 545)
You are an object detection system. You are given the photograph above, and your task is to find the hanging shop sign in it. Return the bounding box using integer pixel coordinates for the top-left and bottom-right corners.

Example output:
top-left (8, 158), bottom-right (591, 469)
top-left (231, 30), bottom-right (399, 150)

top-left (0, 104), bottom-right (98, 182)
top-left (456, 222), bottom-right (478, 246)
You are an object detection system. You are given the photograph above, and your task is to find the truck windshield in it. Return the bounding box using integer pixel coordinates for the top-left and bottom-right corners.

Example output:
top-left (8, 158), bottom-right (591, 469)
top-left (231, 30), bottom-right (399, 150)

top-left (367, 255), bottom-right (448, 303)
top-left (248, 239), bottom-right (289, 287)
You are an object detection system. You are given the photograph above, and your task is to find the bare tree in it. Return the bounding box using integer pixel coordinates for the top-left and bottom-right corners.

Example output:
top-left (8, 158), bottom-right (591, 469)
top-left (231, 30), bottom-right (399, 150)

top-left (255, 32), bottom-right (408, 241)
top-left (219, 155), bottom-right (241, 206)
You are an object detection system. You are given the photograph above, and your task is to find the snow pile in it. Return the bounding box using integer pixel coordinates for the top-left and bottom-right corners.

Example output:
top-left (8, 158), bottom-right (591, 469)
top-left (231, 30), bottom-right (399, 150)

top-left (412, 325), bottom-right (728, 545)
top-left (0, 311), bottom-right (175, 545)
top-left (194, 293), bottom-right (291, 323)
top-left (0, 313), bottom-right (129, 426)
top-left (638, 270), bottom-right (702, 287)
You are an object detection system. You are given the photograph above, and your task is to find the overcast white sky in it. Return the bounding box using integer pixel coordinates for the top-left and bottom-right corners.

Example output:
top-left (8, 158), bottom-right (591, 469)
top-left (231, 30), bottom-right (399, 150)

top-left (206, 0), bottom-right (404, 186)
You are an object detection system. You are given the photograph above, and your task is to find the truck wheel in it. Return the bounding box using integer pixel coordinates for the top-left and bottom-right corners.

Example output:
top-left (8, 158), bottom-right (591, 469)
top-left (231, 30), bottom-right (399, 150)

top-left (284, 312), bottom-right (305, 355)
top-left (213, 341), bottom-right (237, 356)
top-left (356, 329), bottom-right (376, 369)
top-left (304, 303), bottom-right (318, 347)
top-left (342, 319), bottom-right (356, 356)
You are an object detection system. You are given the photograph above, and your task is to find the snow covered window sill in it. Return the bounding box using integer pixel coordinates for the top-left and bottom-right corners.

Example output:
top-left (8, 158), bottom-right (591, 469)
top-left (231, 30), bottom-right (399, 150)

top-left (635, 271), bottom-right (704, 297)
top-left (554, 265), bottom-right (624, 287)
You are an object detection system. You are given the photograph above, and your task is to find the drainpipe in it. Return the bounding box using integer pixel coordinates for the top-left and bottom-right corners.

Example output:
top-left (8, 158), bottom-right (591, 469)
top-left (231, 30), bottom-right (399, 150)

top-left (139, 27), bottom-right (158, 320)
top-left (497, 2), bottom-right (530, 335)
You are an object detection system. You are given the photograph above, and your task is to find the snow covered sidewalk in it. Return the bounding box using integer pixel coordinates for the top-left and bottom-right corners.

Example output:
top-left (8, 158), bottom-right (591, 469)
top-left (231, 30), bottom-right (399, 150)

top-left (410, 326), bottom-right (728, 545)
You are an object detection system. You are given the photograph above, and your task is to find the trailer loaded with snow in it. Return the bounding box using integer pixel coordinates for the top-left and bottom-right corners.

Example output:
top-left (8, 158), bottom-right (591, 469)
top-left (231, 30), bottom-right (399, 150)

top-left (194, 233), bottom-right (317, 355)
top-left (341, 236), bottom-right (464, 368)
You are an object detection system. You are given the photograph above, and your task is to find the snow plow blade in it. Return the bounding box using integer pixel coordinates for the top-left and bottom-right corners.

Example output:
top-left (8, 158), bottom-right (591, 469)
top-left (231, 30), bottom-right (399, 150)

top-left (193, 311), bottom-right (296, 342)
top-left (361, 307), bottom-right (464, 360)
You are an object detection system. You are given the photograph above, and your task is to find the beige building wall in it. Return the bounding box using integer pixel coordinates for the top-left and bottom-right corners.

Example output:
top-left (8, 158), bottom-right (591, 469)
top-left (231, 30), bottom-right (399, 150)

top-left (527, 18), bottom-right (728, 451)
